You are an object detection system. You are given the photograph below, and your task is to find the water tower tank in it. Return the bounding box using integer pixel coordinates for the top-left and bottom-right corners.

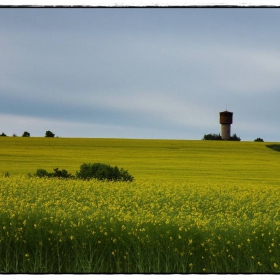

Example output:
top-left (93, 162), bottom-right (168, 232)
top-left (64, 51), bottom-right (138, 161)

top-left (219, 110), bottom-right (233, 140)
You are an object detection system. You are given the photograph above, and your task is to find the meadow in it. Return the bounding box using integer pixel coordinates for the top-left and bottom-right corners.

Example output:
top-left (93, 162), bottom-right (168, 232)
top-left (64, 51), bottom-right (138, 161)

top-left (0, 137), bottom-right (280, 273)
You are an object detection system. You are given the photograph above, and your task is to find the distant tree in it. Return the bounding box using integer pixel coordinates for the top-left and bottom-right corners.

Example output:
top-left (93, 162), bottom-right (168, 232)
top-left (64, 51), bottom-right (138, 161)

top-left (22, 131), bottom-right (30, 137)
top-left (0, 132), bottom-right (7, 137)
top-left (229, 133), bottom-right (241, 141)
top-left (254, 138), bottom-right (264, 142)
top-left (45, 131), bottom-right (55, 137)
top-left (12, 133), bottom-right (17, 137)
top-left (203, 133), bottom-right (222, 140)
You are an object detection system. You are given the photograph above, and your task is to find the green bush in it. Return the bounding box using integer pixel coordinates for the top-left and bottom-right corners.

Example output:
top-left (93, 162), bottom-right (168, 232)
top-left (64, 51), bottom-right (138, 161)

top-left (34, 168), bottom-right (73, 179)
top-left (45, 131), bottom-right (55, 137)
top-left (229, 133), bottom-right (241, 141)
top-left (203, 133), bottom-right (222, 140)
top-left (22, 131), bottom-right (30, 137)
top-left (76, 163), bottom-right (134, 182)
top-left (35, 169), bottom-right (49, 178)
top-left (254, 138), bottom-right (264, 142)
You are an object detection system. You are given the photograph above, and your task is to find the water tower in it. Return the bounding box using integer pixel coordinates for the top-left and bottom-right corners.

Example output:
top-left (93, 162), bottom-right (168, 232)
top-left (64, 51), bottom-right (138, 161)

top-left (219, 110), bottom-right (233, 140)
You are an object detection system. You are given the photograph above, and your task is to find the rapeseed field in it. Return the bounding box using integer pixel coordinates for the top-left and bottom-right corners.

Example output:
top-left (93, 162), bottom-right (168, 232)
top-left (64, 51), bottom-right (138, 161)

top-left (0, 138), bottom-right (280, 273)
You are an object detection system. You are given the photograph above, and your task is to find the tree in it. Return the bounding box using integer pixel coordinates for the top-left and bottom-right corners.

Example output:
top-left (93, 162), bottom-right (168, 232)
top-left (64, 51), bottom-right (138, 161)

top-left (229, 133), bottom-right (241, 141)
top-left (45, 131), bottom-right (55, 137)
top-left (203, 133), bottom-right (222, 140)
top-left (22, 131), bottom-right (30, 137)
top-left (254, 138), bottom-right (264, 142)
top-left (0, 132), bottom-right (7, 137)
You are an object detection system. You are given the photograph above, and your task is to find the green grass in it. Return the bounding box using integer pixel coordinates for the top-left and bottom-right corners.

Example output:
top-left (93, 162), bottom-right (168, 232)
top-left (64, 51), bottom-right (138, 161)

top-left (0, 137), bottom-right (279, 184)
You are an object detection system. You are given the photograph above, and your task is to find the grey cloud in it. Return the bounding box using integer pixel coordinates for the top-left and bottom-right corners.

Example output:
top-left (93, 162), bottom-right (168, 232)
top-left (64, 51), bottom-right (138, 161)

top-left (1, 9), bottom-right (280, 141)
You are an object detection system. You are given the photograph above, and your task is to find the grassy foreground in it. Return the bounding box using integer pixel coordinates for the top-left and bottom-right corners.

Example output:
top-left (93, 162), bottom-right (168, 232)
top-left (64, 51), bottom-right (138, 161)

top-left (1, 138), bottom-right (280, 273)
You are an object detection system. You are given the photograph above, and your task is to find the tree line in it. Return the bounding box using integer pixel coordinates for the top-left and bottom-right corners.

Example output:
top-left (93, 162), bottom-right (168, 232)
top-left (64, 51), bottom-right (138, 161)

top-left (0, 131), bottom-right (55, 137)
top-left (202, 133), bottom-right (264, 142)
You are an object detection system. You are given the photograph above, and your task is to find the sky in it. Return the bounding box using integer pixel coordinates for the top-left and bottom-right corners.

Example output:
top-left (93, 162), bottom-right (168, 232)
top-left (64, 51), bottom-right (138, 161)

top-left (1, 8), bottom-right (280, 141)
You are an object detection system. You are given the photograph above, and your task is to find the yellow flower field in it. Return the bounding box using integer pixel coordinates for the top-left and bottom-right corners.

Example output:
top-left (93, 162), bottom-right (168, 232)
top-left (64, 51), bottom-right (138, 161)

top-left (1, 176), bottom-right (280, 273)
top-left (1, 138), bottom-right (280, 272)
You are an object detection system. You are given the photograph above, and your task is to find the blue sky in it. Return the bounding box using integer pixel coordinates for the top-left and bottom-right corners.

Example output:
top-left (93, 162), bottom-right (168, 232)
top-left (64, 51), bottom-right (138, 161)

top-left (1, 8), bottom-right (280, 141)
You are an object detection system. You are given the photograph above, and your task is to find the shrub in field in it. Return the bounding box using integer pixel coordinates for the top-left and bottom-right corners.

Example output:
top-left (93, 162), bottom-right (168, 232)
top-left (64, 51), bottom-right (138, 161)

top-left (203, 133), bottom-right (241, 141)
top-left (203, 133), bottom-right (222, 140)
top-left (76, 163), bottom-right (134, 182)
top-left (45, 131), bottom-right (55, 137)
top-left (34, 168), bottom-right (73, 179)
top-left (35, 169), bottom-right (49, 177)
top-left (254, 138), bottom-right (264, 142)
top-left (22, 131), bottom-right (30, 137)
top-left (229, 133), bottom-right (241, 141)
top-left (0, 132), bottom-right (7, 136)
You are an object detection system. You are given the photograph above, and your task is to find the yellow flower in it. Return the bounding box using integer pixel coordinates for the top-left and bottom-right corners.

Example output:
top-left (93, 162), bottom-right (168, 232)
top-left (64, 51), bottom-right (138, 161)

top-left (274, 263), bottom-right (278, 268)
top-left (70, 235), bottom-right (74, 240)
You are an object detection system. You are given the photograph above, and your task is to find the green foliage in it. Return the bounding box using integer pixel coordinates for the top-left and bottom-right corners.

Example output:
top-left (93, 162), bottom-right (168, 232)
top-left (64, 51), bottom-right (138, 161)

top-left (76, 163), bottom-right (134, 182)
top-left (22, 131), bottom-right (30, 137)
top-left (254, 138), bottom-right (264, 142)
top-left (203, 133), bottom-right (222, 140)
top-left (33, 164), bottom-right (133, 181)
top-left (35, 169), bottom-right (49, 178)
top-left (34, 168), bottom-right (73, 179)
top-left (0, 132), bottom-right (7, 137)
top-left (203, 133), bottom-right (241, 141)
top-left (45, 131), bottom-right (55, 137)
top-left (229, 133), bottom-right (241, 141)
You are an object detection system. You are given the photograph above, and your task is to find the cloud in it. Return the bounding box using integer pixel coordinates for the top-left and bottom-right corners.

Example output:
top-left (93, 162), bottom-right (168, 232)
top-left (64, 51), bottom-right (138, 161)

top-left (1, 9), bottom-right (280, 141)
